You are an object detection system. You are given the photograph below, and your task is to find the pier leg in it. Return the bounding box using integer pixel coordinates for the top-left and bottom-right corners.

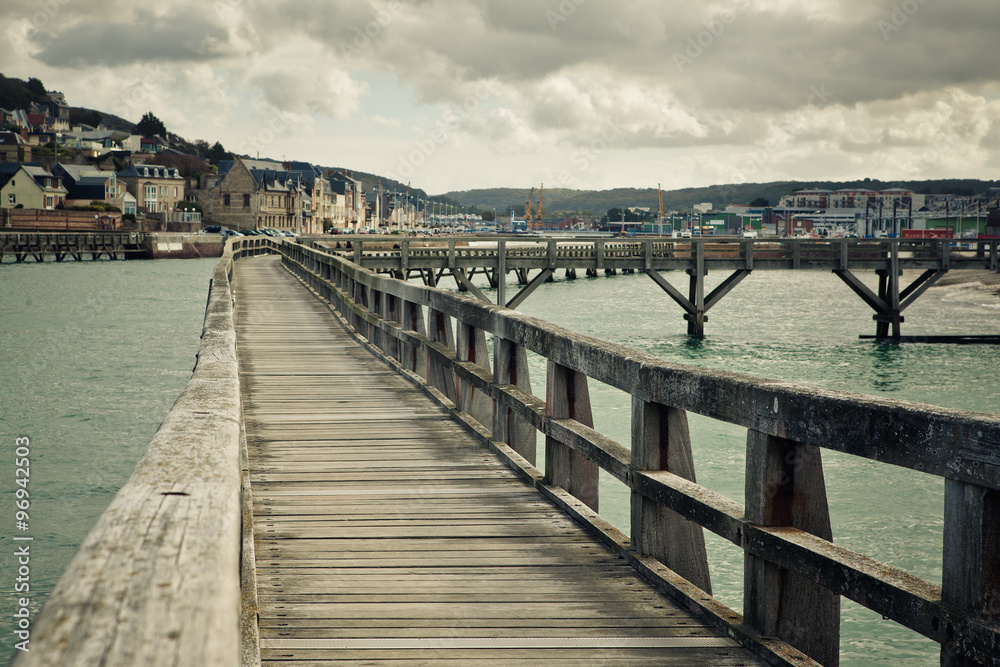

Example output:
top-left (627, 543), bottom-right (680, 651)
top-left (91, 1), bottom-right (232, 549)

top-left (835, 265), bottom-right (947, 341)
top-left (874, 269), bottom-right (895, 339)
top-left (565, 268), bottom-right (576, 280)
top-left (630, 399), bottom-right (712, 593)
top-left (505, 269), bottom-right (554, 309)
top-left (452, 269), bottom-right (491, 303)
top-left (744, 430), bottom-right (840, 666)
top-left (684, 268), bottom-right (706, 337)
top-left (545, 362), bottom-right (599, 512)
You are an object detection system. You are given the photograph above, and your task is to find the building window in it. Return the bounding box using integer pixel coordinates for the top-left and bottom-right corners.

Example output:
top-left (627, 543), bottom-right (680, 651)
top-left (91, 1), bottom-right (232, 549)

top-left (173, 187), bottom-right (178, 197)
top-left (243, 194), bottom-right (250, 208)
top-left (145, 184), bottom-right (157, 207)
top-left (8, 194), bottom-right (15, 204)
top-left (224, 194), bottom-right (231, 207)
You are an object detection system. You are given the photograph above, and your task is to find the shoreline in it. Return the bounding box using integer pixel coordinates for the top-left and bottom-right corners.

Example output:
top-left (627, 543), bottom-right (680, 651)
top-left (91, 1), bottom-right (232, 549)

top-left (930, 268), bottom-right (1000, 296)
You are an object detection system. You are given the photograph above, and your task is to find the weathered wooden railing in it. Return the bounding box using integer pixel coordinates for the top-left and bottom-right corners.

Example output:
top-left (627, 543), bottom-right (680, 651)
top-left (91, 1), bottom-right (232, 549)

top-left (271, 237), bottom-right (999, 667)
top-left (12, 240), bottom-right (272, 666)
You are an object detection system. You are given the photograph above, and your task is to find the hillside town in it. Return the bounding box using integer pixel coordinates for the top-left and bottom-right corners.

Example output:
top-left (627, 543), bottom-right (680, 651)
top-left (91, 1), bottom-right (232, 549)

top-left (2, 85), bottom-right (998, 239)
top-left (0, 85), bottom-right (427, 234)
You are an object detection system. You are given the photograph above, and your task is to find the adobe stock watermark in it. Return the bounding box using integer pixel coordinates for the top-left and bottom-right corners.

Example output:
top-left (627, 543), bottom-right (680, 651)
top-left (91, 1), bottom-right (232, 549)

top-left (673, 0), bottom-right (749, 72)
top-left (546, 0), bottom-right (587, 31)
top-left (393, 81), bottom-right (499, 180)
top-left (5, 0), bottom-right (73, 48)
top-left (213, 0), bottom-right (242, 20)
top-left (12, 436), bottom-right (33, 654)
top-left (339, 1), bottom-right (402, 59)
top-left (237, 110), bottom-right (295, 158)
top-left (726, 84), bottom-right (834, 184)
top-left (110, 64), bottom-right (161, 122)
top-left (878, 0), bottom-right (931, 41)
top-left (548, 117), bottom-right (625, 189)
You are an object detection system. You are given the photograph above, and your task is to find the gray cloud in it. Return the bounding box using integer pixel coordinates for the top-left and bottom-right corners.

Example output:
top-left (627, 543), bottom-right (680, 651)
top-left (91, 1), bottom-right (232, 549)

top-left (29, 8), bottom-right (238, 67)
top-left (4, 0), bottom-right (999, 185)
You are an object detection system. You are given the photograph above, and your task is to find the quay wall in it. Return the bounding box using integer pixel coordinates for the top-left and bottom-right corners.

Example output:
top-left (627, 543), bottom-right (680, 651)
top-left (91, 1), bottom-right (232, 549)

top-left (142, 233), bottom-right (226, 259)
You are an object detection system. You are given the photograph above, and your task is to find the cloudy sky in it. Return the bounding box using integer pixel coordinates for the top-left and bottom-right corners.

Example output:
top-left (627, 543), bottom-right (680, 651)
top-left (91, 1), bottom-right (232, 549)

top-left (3, 0), bottom-right (1000, 194)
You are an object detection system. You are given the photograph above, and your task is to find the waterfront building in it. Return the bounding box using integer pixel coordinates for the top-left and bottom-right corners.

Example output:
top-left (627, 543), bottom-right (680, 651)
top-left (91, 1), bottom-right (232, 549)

top-left (0, 163), bottom-right (67, 210)
top-left (116, 163), bottom-right (185, 215)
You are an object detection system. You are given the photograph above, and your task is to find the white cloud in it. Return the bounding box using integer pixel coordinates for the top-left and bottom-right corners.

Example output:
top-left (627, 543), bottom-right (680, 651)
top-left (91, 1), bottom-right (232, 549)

top-left (369, 114), bottom-right (402, 128)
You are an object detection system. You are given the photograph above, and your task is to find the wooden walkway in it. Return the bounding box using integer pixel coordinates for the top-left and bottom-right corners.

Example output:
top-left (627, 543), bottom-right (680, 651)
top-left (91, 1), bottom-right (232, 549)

top-left (235, 256), bottom-right (764, 666)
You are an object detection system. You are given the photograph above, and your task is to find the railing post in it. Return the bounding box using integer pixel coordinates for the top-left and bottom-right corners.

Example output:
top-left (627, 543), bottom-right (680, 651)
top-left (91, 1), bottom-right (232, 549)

top-left (456, 321), bottom-right (492, 429)
top-left (941, 481), bottom-right (1000, 666)
top-left (545, 362), bottom-right (599, 511)
top-left (353, 280), bottom-right (369, 339)
top-left (744, 429), bottom-right (840, 666)
top-left (630, 399), bottom-right (712, 593)
top-left (368, 286), bottom-right (381, 348)
top-left (427, 308), bottom-right (458, 403)
top-left (492, 338), bottom-right (536, 464)
top-left (402, 301), bottom-right (427, 381)
top-left (385, 294), bottom-right (402, 363)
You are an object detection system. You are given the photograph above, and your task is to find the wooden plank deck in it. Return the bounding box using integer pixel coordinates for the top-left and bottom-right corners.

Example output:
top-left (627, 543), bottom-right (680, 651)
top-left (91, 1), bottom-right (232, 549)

top-left (235, 255), bottom-right (764, 666)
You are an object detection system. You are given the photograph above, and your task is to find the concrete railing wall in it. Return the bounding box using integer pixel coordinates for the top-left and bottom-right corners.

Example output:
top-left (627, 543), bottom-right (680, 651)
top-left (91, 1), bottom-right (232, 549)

top-left (14, 243), bottom-right (246, 667)
top-left (271, 237), bottom-right (1000, 667)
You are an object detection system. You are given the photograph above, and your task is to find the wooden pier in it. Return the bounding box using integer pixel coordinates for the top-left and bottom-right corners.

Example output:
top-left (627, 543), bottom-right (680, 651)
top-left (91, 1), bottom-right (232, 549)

top-left (15, 237), bottom-right (1000, 667)
top-left (318, 236), bottom-right (1000, 338)
top-left (236, 255), bottom-right (762, 665)
top-left (0, 231), bottom-right (148, 262)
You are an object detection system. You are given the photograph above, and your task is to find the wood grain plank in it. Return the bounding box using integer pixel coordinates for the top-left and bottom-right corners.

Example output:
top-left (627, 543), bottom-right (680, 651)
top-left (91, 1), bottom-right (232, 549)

top-left (235, 256), bottom-right (765, 667)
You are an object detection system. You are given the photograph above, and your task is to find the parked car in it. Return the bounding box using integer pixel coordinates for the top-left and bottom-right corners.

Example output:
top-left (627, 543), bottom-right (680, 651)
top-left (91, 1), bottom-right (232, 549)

top-left (220, 229), bottom-right (241, 237)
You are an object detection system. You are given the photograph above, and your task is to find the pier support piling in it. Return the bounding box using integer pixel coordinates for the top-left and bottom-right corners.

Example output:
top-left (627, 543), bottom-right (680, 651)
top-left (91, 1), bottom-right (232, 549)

top-left (834, 267), bottom-right (947, 340)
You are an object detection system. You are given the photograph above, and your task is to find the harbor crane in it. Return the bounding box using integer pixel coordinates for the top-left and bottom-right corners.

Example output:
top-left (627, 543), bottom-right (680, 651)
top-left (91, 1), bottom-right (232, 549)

top-left (534, 183), bottom-right (544, 228)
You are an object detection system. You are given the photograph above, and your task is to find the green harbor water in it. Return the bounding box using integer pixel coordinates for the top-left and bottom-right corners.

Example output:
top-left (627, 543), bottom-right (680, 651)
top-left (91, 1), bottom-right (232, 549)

top-left (2, 256), bottom-right (998, 665)
top-left (0, 257), bottom-right (218, 664)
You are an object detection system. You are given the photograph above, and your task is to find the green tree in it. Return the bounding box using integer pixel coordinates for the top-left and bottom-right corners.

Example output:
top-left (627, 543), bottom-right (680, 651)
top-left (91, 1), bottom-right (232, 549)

top-left (136, 111), bottom-right (167, 136)
top-left (70, 108), bottom-right (103, 128)
top-left (749, 197), bottom-right (770, 207)
top-left (206, 141), bottom-right (230, 165)
top-left (26, 77), bottom-right (46, 98)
